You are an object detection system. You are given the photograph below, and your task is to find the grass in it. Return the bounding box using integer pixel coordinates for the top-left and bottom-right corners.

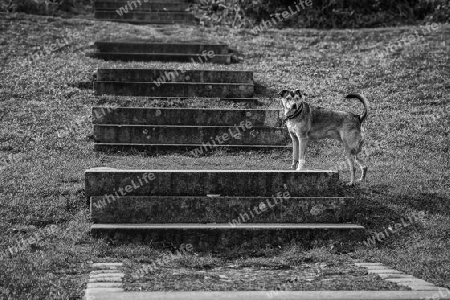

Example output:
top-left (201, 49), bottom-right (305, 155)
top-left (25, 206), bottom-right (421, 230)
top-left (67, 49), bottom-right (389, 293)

top-left (0, 11), bottom-right (449, 299)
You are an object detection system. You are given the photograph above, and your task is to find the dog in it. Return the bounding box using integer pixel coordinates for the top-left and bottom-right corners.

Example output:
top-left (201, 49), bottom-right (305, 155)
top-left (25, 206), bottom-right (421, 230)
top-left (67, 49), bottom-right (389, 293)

top-left (278, 89), bottom-right (369, 185)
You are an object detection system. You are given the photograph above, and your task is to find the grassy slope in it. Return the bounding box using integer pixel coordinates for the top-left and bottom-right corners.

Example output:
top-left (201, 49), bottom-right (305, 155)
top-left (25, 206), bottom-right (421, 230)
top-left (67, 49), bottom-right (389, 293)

top-left (0, 12), bottom-right (449, 298)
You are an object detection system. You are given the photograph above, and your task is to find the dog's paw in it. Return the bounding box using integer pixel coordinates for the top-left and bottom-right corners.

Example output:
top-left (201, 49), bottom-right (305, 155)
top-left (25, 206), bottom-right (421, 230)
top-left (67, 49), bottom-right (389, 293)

top-left (346, 181), bottom-right (355, 186)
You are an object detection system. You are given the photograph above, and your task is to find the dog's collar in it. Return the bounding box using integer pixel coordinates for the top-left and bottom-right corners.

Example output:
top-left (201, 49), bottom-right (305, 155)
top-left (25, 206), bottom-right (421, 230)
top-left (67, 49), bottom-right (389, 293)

top-left (284, 102), bottom-right (303, 121)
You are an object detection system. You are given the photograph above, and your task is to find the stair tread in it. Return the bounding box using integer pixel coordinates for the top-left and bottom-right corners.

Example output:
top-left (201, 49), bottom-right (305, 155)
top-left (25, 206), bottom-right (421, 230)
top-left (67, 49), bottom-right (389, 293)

top-left (90, 196), bottom-right (352, 199)
top-left (95, 81), bottom-right (251, 85)
top-left (85, 169), bottom-right (336, 172)
top-left (92, 106), bottom-right (272, 111)
top-left (95, 124), bottom-right (283, 128)
top-left (95, 42), bottom-right (228, 46)
top-left (92, 223), bottom-right (364, 229)
top-left (90, 52), bottom-right (231, 56)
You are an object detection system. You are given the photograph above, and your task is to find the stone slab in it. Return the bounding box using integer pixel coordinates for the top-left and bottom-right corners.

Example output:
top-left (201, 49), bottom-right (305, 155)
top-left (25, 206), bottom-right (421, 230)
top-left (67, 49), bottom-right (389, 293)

top-left (89, 277), bottom-right (124, 283)
top-left (92, 263), bottom-right (123, 269)
top-left (355, 263), bottom-right (385, 267)
top-left (92, 107), bottom-right (281, 127)
top-left (93, 125), bottom-right (288, 145)
top-left (80, 290), bottom-right (450, 300)
top-left (90, 273), bottom-right (125, 278)
top-left (406, 285), bottom-right (447, 291)
top-left (85, 169), bottom-right (343, 198)
top-left (94, 11), bottom-right (195, 24)
top-left (88, 53), bottom-right (231, 64)
top-left (378, 274), bottom-right (416, 279)
top-left (91, 270), bottom-right (124, 275)
top-left (87, 282), bottom-right (123, 288)
top-left (94, 82), bottom-right (253, 98)
top-left (91, 223), bottom-right (365, 250)
top-left (94, 43), bottom-right (229, 55)
top-left (90, 196), bottom-right (355, 224)
top-left (368, 269), bottom-right (404, 274)
top-left (386, 278), bottom-right (434, 284)
top-left (96, 69), bottom-right (251, 83)
top-left (85, 288), bottom-right (124, 299)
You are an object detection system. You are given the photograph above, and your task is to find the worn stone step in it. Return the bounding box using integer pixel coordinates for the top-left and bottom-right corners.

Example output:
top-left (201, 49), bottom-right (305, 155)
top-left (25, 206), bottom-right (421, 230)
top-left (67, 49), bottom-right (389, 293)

top-left (94, 82), bottom-right (253, 98)
top-left (90, 196), bottom-right (355, 224)
top-left (92, 107), bottom-right (281, 126)
top-left (93, 42), bottom-right (229, 55)
top-left (94, 11), bottom-right (195, 24)
top-left (94, 2), bottom-right (187, 11)
top-left (87, 52), bottom-right (231, 64)
top-left (93, 125), bottom-right (288, 145)
top-left (96, 69), bottom-right (250, 83)
top-left (91, 223), bottom-right (365, 250)
top-left (85, 169), bottom-right (343, 199)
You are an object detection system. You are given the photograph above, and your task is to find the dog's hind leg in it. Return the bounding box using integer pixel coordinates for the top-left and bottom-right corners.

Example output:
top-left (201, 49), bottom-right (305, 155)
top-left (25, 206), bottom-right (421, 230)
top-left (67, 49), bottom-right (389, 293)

top-left (355, 155), bottom-right (368, 182)
top-left (289, 132), bottom-right (299, 170)
top-left (345, 151), bottom-right (356, 185)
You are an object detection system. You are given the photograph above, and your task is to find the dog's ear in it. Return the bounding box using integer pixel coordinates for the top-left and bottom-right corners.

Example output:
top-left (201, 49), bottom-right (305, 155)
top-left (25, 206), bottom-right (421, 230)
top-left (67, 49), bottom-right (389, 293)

top-left (278, 89), bottom-right (290, 97)
top-left (294, 89), bottom-right (304, 99)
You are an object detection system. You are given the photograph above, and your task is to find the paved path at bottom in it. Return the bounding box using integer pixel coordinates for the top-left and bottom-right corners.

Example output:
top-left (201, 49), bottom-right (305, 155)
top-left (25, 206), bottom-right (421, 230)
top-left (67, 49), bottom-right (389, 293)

top-left (355, 262), bottom-right (447, 292)
top-left (84, 262), bottom-right (450, 300)
top-left (86, 290), bottom-right (450, 300)
top-left (85, 263), bottom-right (125, 300)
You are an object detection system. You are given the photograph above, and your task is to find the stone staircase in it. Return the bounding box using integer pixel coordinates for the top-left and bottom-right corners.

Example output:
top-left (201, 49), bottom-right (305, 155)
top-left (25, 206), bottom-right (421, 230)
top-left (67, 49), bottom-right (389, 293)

top-left (94, 0), bottom-right (195, 24)
top-left (86, 168), bottom-right (364, 250)
top-left (87, 11), bottom-right (366, 250)
top-left (87, 41), bottom-right (232, 64)
top-left (92, 107), bottom-right (289, 151)
top-left (94, 68), bottom-right (254, 98)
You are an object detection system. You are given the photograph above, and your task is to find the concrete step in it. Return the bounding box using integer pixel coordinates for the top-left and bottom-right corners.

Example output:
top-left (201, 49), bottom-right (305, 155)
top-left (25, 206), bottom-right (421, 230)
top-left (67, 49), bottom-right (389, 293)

top-left (90, 196), bottom-right (355, 223)
top-left (93, 125), bottom-right (288, 145)
top-left (93, 42), bottom-right (229, 55)
top-left (92, 107), bottom-right (281, 126)
top-left (94, 2), bottom-right (188, 11)
top-left (91, 223), bottom-right (365, 250)
top-left (94, 82), bottom-right (253, 98)
top-left (94, 11), bottom-right (195, 24)
top-left (96, 69), bottom-right (250, 83)
top-left (87, 52), bottom-right (231, 64)
top-left (85, 169), bottom-right (343, 199)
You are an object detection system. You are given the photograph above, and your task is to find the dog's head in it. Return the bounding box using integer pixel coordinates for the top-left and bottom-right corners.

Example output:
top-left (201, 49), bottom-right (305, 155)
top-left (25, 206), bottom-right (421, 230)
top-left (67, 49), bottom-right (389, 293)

top-left (278, 89), bottom-right (305, 117)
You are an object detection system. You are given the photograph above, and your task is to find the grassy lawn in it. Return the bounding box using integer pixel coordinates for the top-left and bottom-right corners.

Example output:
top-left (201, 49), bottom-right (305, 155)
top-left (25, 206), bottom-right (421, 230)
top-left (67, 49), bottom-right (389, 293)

top-left (0, 12), bottom-right (449, 299)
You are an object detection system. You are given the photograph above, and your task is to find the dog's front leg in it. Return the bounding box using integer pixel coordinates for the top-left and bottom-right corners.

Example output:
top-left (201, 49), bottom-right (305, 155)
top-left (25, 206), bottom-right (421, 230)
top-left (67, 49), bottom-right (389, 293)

top-left (296, 138), bottom-right (309, 170)
top-left (289, 132), bottom-right (299, 169)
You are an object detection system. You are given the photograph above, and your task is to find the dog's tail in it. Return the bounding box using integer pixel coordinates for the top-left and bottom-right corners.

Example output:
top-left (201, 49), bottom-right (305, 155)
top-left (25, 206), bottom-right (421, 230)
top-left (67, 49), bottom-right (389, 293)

top-left (345, 93), bottom-right (369, 123)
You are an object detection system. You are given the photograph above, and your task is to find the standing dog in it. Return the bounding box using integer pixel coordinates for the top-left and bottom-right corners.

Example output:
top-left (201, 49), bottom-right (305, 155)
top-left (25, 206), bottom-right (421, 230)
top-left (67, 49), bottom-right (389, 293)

top-left (278, 90), bottom-right (369, 185)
